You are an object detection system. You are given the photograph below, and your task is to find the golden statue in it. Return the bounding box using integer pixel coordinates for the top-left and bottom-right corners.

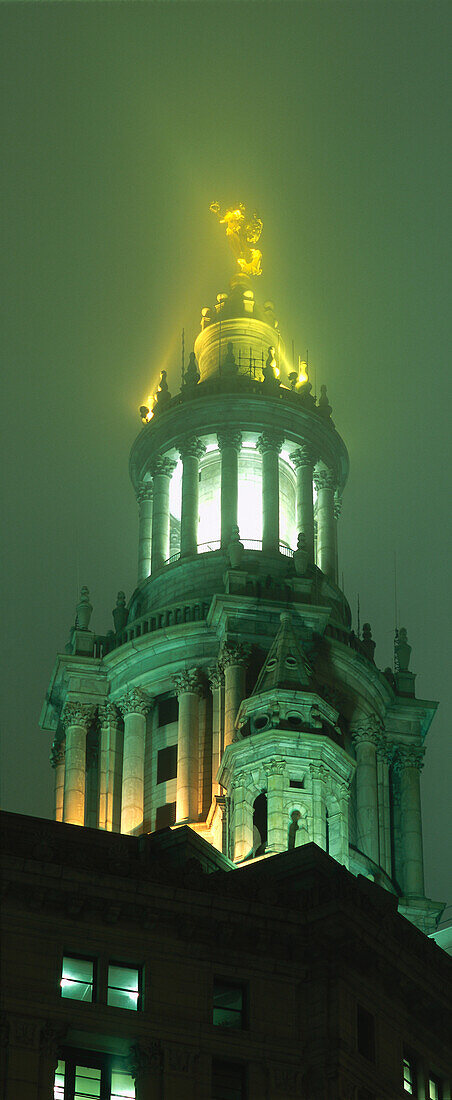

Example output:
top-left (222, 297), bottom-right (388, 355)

top-left (210, 201), bottom-right (263, 276)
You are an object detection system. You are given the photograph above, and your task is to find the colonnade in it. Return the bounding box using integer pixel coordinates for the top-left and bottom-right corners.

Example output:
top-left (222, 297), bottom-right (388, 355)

top-left (136, 433), bottom-right (340, 584)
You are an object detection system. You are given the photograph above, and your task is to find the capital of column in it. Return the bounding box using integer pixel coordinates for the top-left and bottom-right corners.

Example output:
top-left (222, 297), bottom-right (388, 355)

top-left (256, 430), bottom-right (285, 456)
top-left (217, 429), bottom-right (242, 453)
top-left (264, 758), bottom-right (286, 777)
top-left (351, 714), bottom-right (383, 748)
top-left (220, 641), bottom-right (250, 669)
top-left (392, 744), bottom-right (425, 772)
top-left (61, 702), bottom-right (94, 731)
top-left (118, 688), bottom-right (152, 718)
top-left (291, 444), bottom-right (317, 470)
top-left (98, 701), bottom-right (121, 728)
top-left (50, 740), bottom-right (65, 768)
top-left (173, 669), bottom-right (204, 697)
top-left (208, 664), bottom-right (224, 690)
top-left (310, 762), bottom-right (328, 782)
top-left (151, 455), bottom-right (177, 479)
top-left (136, 482), bottom-right (153, 505)
top-left (313, 467), bottom-right (336, 493)
top-left (128, 1040), bottom-right (163, 1078)
top-left (178, 436), bottom-right (206, 461)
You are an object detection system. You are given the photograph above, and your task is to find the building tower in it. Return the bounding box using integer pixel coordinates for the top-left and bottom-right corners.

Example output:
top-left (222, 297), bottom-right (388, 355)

top-left (40, 204), bottom-right (443, 937)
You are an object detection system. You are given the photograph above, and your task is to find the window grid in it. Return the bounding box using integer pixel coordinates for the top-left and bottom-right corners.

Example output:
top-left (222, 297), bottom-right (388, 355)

top-left (213, 979), bottom-right (245, 1029)
top-left (61, 956), bottom-right (95, 1004)
top-left (107, 963), bottom-right (140, 1011)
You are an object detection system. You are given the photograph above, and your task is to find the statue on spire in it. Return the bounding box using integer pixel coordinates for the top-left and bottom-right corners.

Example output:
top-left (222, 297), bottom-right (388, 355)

top-left (210, 201), bottom-right (263, 276)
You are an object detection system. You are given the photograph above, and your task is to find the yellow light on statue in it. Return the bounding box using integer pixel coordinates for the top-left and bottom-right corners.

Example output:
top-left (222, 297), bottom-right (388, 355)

top-left (298, 360), bottom-right (308, 385)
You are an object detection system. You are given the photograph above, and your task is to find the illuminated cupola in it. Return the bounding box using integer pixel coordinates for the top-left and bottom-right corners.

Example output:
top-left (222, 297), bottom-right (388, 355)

top-left (40, 203), bottom-right (443, 937)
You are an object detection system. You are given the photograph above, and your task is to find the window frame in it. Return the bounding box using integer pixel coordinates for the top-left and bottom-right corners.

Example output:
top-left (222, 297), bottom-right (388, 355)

top-left (403, 1050), bottom-right (417, 1095)
top-left (428, 1073), bottom-right (443, 1100)
top-left (156, 744), bottom-right (178, 784)
top-left (211, 1056), bottom-right (247, 1100)
top-left (57, 1047), bottom-right (135, 1100)
top-left (107, 960), bottom-right (142, 1012)
top-left (356, 1002), bottom-right (376, 1063)
top-left (213, 976), bottom-right (247, 1030)
top-left (60, 952), bottom-right (97, 1004)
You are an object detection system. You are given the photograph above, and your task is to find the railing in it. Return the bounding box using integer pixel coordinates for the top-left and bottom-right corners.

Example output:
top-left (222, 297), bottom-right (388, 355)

top-left (164, 539), bottom-right (294, 566)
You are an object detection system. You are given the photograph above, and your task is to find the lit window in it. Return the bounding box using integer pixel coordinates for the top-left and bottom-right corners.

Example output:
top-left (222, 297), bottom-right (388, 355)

top-left (213, 979), bottom-right (245, 1028)
top-left (429, 1076), bottom-right (442, 1100)
top-left (75, 1065), bottom-right (101, 1099)
top-left (403, 1055), bottom-right (416, 1093)
top-left (61, 956), bottom-right (94, 1002)
top-left (54, 1060), bottom-right (65, 1100)
top-left (111, 1070), bottom-right (136, 1099)
top-left (107, 964), bottom-right (140, 1011)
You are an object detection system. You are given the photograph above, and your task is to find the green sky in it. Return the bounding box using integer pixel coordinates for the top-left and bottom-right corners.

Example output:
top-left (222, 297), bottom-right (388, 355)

top-left (1, 1), bottom-right (451, 906)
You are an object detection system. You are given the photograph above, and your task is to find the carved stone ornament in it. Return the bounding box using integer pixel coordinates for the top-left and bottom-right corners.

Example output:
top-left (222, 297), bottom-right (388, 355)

top-left (208, 664), bottom-right (223, 690)
top-left (136, 482), bottom-right (153, 505)
top-left (351, 714), bottom-right (383, 748)
top-left (256, 430), bottom-right (285, 455)
top-left (167, 1045), bottom-right (197, 1075)
top-left (151, 455), bottom-right (177, 479)
top-left (10, 1016), bottom-right (40, 1048)
top-left (220, 641), bottom-right (250, 668)
top-left (173, 669), bottom-right (203, 696)
top-left (264, 758), bottom-right (286, 777)
top-left (270, 1064), bottom-right (299, 1094)
top-left (61, 702), bottom-right (94, 731)
top-left (178, 436), bottom-right (206, 461)
top-left (291, 444), bottom-right (317, 470)
top-left (392, 744), bottom-right (425, 772)
top-left (40, 1021), bottom-right (68, 1056)
top-left (98, 701), bottom-right (121, 728)
top-left (128, 1040), bottom-right (163, 1078)
top-left (119, 689), bottom-right (152, 717)
top-left (50, 740), bottom-right (65, 768)
top-left (313, 467), bottom-right (336, 493)
top-left (310, 762), bottom-right (328, 782)
top-left (217, 428), bottom-right (242, 452)
top-left (334, 493), bottom-right (343, 520)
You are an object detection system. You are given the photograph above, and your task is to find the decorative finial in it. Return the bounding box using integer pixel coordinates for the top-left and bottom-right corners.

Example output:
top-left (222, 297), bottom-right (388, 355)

top-left (293, 532), bottom-right (309, 576)
top-left (222, 341), bottom-right (238, 375)
top-left (262, 346), bottom-right (280, 386)
top-left (318, 384), bottom-right (332, 419)
top-left (210, 201), bottom-right (263, 277)
top-left (361, 623), bottom-right (376, 663)
top-left (182, 351), bottom-right (200, 389)
top-left (228, 525), bottom-right (244, 569)
top-left (153, 370), bottom-right (171, 414)
top-left (75, 586), bottom-right (93, 632)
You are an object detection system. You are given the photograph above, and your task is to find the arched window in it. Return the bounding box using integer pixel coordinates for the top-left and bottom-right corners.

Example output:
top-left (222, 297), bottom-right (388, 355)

top-left (252, 792), bottom-right (267, 857)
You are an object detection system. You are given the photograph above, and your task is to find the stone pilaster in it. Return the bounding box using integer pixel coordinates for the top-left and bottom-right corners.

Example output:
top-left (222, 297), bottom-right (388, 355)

top-left (50, 741), bottom-right (65, 823)
top-left (174, 670), bottom-right (203, 822)
top-left (98, 702), bottom-right (123, 833)
top-left (257, 430), bottom-right (284, 553)
top-left (61, 702), bottom-right (93, 826)
top-left (136, 482), bottom-right (153, 584)
top-left (264, 759), bottom-right (286, 853)
top-left (231, 773), bottom-right (253, 862)
top-left (393, 745), bottom-right (425, 896)
top-left (119, 689), bottom-right (152, 835)
top-left (291, 444), bottom-right (317, 563)
top-left (376, 736), bottom-right (392, 877)
top-left (37, 1022), bottom-right (67, 1100)
top-left (334, 490), bottom-right (342, 584)
top-left (4, 1015), bottom-right (41, 1100)
top-left (217, 429), bottom-right (242, 548)
top-left (150, 455), bottom-right (177, 572)
top-left (310, 763), bottom-right (328, 850)
top-left (179, 437), bottom-right (205, 557)
top-left (351, 716), bottom-right (381, 865)
top-left (221, 642), bottom-right (249, 749)
top-left (208, 665), bottom-right (224, 798)
top-left (313, 468), bottom-right (336, 579)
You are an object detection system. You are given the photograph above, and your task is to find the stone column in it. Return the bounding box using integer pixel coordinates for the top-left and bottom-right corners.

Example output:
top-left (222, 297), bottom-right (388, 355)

top-left (50, 741), bottom-right (65, 822)
top-left (351, 717), bottom-right (381, 865)
top-left (62, 702), bottom-right (93, 826)
top-left (129, 1040), bottom-right (163, 1100)
top-left (151, 456), bottom-right (177, 572)
top-left (208, 665), bottom-right (224, 798)
top-left (377, 738), bottom-right (392, 877)
top-left (221, 642), bottom-right (249, 749)
top-left (395, 745), bottom-right (425, 896)
top-left (334, 491), bottom-right (342, 584)
top-left (38, 1022), bottom-right (67, 1100)
top-left (217, 429), bottom-right (242, 548)
top-left (291, 445), bottom-right (316, 563)
top-left (99, 702), bottom-right (123, 832)
top-left (310, 763), bottom-right (328, 850)
top-left (85, 741), bottom-right (99, 828)
top-left (265, 759), bottom-right (286, 853)
top-left (231, 774), bottom-right (253, 862)
top-left (174, 670), bottom-right (202, 823)
top-left (136, 483), bottom-right (153, 584)
top-left (313, 468), bottom-right (336, 579)
top-left (4, 1016), bottom-right (41, 1100)
top-left (119, 689), bottom-right (151, 835)
top-left (257, 431), bottom-right (284, 553)
top-left (179, 438), bottom-right (205, 557)
top-left (335, 780), bottom-right (351, 867)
